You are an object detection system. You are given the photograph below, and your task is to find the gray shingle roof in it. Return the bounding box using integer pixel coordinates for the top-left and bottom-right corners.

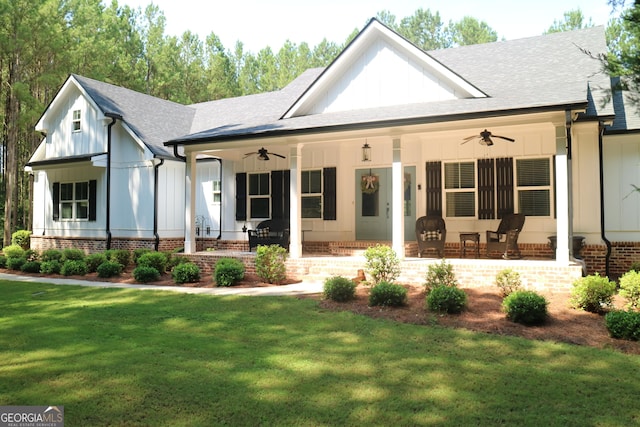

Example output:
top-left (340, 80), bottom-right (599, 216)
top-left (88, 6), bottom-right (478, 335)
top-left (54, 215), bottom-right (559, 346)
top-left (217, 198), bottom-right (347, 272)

top-left (607, 77), bottom-right (640, 132)
top-left (73, 74), bottom-right (195, 158)
top-left (168, 25), bottom-right (613, 145)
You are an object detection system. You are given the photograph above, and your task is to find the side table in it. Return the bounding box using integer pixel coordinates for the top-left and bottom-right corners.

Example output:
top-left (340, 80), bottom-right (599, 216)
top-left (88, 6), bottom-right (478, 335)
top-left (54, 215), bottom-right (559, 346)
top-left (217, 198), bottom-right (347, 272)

top-left (459, 232), bottom-right (480, 258)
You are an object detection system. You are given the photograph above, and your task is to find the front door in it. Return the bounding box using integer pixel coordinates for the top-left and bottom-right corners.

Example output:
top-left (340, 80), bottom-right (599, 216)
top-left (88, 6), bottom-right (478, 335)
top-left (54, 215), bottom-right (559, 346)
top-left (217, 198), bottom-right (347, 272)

top-left (355, 166), bottom-right (415, 241)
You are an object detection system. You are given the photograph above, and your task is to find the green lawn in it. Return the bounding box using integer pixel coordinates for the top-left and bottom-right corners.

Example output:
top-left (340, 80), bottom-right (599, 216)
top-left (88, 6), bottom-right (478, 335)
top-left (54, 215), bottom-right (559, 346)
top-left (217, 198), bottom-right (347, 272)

top-left (1, 280), bottom-right (638, 426)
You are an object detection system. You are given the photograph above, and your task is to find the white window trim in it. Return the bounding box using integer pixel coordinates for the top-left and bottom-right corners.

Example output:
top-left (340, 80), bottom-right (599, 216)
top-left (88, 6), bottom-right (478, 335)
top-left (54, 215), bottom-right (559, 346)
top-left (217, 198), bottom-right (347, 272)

top-left (60, 181), bottom-right (89, 221)
top-left (443, 160), bottom-right (476, 218)
top-left (301, 169), bottom-right (323, 219)
top-left (212, 180), bottom-right (222, 205)
top-left (72, 109), bottom-right (81, 133)
top-left (248, 173), bottom-right (270, 219)
top-left (514, 156), bottom-right (554, 218)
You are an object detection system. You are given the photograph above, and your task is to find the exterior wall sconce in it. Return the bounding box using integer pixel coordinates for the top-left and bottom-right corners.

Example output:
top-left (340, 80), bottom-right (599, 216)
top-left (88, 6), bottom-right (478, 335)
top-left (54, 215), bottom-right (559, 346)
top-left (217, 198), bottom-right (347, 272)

top-left (362, 142), bottom-right (371, 162)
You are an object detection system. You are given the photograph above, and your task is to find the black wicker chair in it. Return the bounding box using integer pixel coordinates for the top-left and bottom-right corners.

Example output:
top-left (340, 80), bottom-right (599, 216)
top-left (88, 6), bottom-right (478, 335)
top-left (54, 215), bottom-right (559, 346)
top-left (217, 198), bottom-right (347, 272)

top-left (247, 219), bottom-right (290, 251)
top-left (415, 216), bottom-right (447, 258)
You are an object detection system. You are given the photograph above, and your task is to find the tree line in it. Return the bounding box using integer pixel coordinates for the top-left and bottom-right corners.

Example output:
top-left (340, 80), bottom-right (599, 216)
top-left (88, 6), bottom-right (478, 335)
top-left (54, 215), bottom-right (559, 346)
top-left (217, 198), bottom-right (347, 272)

top-left (0, 0), bottom-right (633, 245)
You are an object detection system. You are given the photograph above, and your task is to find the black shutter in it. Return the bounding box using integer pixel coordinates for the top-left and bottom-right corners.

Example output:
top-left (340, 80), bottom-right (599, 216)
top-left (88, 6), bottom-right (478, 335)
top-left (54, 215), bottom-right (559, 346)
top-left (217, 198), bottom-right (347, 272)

top-left (496, 157), bottom-right (514, 218)
top-left (283, 170), bottom-right (290, 221)
top-left (89, 180), bottom-right (97, 221)
top-left (323, 167), bottom-right (336, 220)
top-left (235, 173), bottom-right (247, 221)
top-left (52, 182), bottom-right (60, 221)
top-left (477, 158), bottom-right (495, 219)
top-left (425, 161), bottom-right (442, 217)
top-left (271, 170), bottom-right (284, 220)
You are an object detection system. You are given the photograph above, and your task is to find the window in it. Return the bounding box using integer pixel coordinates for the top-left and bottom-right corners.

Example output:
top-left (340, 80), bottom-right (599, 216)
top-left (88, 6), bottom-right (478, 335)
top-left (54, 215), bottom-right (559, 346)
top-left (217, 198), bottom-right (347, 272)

top-left (72, 110), bottom-right (81, 132)
top-left (444, 161), bottom-right (475, 217)
top-left (59, 182), bottom-right (89, 220)
top-left (212, 180), bottom-right (221, 204)
top-left (516, 158), bottom-right (552, 216)
top-left (248, 173), bottom-right (270, 218)
top-left (301, 170), bottom-right (322, 218)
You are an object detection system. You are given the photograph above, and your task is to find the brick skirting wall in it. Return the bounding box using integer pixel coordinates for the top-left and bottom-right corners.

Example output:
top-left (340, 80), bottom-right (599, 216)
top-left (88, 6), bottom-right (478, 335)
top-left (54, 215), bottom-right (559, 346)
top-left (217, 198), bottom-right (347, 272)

top-left (30, 236), bottom-right (184, 253)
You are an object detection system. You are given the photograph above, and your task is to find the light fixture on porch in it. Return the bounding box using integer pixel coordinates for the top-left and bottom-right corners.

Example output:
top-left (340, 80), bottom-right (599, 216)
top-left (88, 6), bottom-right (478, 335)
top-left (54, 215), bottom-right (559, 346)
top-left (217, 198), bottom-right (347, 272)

top-left (243, 147), bottom-right (286, 161)
top-left (362, 142), bottom-right (371, 162)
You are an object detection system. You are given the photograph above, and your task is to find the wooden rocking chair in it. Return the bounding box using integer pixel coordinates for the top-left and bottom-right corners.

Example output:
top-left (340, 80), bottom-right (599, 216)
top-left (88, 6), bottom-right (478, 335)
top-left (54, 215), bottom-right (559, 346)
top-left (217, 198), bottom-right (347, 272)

top-left (485, 213), bottom-right (526, 259)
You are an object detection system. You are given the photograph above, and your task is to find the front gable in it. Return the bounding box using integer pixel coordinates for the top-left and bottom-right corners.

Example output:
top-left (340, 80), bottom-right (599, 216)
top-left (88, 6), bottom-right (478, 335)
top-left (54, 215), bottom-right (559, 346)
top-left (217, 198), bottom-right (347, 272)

top-left (284, 19), bottom-right (486, 118)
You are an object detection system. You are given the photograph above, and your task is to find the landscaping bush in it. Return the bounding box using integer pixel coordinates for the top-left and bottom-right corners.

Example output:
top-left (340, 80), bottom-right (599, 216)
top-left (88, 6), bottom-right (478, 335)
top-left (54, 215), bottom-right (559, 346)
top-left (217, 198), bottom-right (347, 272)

top-left (24, 249), bottom-right (39, 261)
top-left (605, 310), bottom-right (640, 341)
top-left (629, 261), bottom-right (640, 273)
top-left (2, 244), bottom-right (25, 259)
top-left (60, 260), bottom-right (88, 276)
top-left (20, 261), bottom-right (41, 273)
top-left (570, 273), bottom-right (616, 313)
top-left (133, 248), bottom-right (152, 263)
top-left (214, 258), bottom-right (245, 287)
top-left (255, 244), bottom-right (288, 284)
top-left (618, 270), bottom-right (640, 311)
top-left (364, 245), bottom-right (400, 285)
top-left (502, 290), bottom-right (548, 325)
top-left (0, 256), bottom-right (6, 268)
top-left (11, 230), bottom-right (31, 249)
top-left (368, 281), bottom-right (407, 307)
top-left (41, 249), bottom-right (63, 262)
top-left (426, 285), bottom-right (467, 314)
top-left (323, 276), bottom-right (357, 302)
top-left (495, 268), bottom-right (522, 297)
top-left (136, 251), bottom-right (168, 274)
top-left (108, 249), bottom-right (131, 268)
top-left (62, 248), bottom-right (85, 261)
top-left (424, 259), bottom-right (457, 291)
top-left (172, 262), bottom-right (201, 284)
top-left (133, 266), bottom-right (160, 283)
top-left (6, 257), bottom-right (26, 271)
top-left (85, 253), bottom-right (108, 273)
top-left (97, 261), bottom-right (123, 278)
top-left (40, 260), bottom-right (62, 275)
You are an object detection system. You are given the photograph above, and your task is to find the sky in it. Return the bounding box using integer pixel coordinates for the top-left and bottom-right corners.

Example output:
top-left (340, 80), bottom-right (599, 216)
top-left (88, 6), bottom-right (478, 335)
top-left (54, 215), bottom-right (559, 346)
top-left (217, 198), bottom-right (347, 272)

top-left (118, 0), bottom-right (618, 52)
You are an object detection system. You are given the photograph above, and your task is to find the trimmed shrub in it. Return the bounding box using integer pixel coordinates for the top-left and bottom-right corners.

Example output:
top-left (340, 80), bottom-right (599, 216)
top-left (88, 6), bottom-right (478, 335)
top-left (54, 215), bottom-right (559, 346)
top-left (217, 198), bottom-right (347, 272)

top-left (424, 259), bottom-right (457, 291)
top-left (108, 249), bottom-right (131, 268)
top-left (2, 244), bottom-right (25, 259)
top-left (133, 248), bottom-right (152, 263)
top-left (323, 276), bottom-right (357, 302)
top-left (255, 244), bottom-right (288, 284)
top-left (133, 266), bottom-right (160, 283)
top-left (0, 256), bottom-right (6, 268)
top-left (214, 258), bottom-right (245, 287)
top-left (368, 281), bottom-right (407, 307)
top-left (364, 244), bottom-right (400, 285)
top-left (619, 270), bottom-right (640, 311)
top-left (11, 230), bottom-right (31, 249)
top-left (24, 249), bottom-right (39, 261)
top-left (60, 260), bottom-right (88, 276)
top-left (495, 268), bottom-right (522, 297)
top-left (62, 248), bottom-right (85, 261)
top-left (629, 261), bottom-right (640, 273)
top-left (426, 285), bottom-right (467, 314)
top-left (605, 310), bottom-right (640, 341)
top-left (85, 253), bottom-right (108, 273)
top-left (6, 257), bottom-right (26, 271)
top-left (502, 290), bottom-right (548, 325)
top-left (136, 252), bottom-right (168, 274)
top-left (20, 261), bottom-right (41, 273)
top-left (570, 273), bottom-right (616, 313)
top-left (41, 249), bottom-right (63, 262)
top-left (97, 261), bottom-right (123, 278)
top-left (172, 262), bottom-right (201, 284)
top-left (40, 260), bottom-right (62, 275)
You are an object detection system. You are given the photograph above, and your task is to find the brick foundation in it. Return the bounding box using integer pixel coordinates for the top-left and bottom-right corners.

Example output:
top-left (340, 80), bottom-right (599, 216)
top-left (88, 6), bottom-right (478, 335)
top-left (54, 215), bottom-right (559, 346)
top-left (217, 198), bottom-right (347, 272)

top-left (30, 236), bottom-right (184, 254)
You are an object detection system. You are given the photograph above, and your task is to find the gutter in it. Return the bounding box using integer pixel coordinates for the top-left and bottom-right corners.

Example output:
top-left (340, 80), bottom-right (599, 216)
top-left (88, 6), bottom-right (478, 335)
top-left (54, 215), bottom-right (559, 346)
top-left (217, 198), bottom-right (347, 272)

top-left (153, 158), bottom-right (165, 251)
top-left (105, 113), bottom-right (122, 250)
top-left (598, 122), bottom-right (612, 277)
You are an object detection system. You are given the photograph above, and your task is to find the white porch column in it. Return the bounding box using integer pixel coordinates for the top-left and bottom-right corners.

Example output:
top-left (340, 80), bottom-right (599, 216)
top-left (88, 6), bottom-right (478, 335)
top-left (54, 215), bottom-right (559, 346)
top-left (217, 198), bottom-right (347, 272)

top-left (555, 124), bottom-right (570, 264)
top-left (184, 151), bottom-right (197, 254)
top-left (391, 138), bottom-right (405, 258)
top-left (289, 145), bottom-right (302, 258)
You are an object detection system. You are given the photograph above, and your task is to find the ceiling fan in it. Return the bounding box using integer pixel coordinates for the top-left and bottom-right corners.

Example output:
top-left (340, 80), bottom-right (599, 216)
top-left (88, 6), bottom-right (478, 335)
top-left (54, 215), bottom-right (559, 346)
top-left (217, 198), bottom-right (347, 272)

top-left (243, 147), bottom-right (286, 161)
top-left (462, 129), bottom-right (515, 146)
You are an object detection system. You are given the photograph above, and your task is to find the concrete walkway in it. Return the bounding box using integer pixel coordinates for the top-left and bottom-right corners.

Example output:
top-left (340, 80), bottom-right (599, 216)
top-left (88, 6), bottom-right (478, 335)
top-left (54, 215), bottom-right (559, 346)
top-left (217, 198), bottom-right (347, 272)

top-left (0, 272), bottom-right (324, 296)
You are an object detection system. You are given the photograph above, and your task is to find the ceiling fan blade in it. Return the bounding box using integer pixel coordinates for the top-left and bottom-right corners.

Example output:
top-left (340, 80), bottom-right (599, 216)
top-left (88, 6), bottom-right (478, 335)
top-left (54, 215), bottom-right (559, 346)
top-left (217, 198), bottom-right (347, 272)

top-left (271, 152), bottom-right (286, 159)
top-left (462, 135), bottom-right (477, 142)
top-left (243, 152), bottom-right (256, 158)
top-left (493, 135), bottom-right (515, 142)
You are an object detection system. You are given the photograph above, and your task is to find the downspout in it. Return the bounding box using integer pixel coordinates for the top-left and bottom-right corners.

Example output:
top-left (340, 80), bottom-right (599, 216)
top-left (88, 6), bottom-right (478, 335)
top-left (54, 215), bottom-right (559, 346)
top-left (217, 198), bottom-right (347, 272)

top-left (565, 110), bottom-right (574, 258)
top-left (598, 122), bottom-right (612, 277)
top-left (153, 158), bottom-right (165, 251)
top-left (105, 113), bottom-right (122, 250)
top-left (215, 158), bottom-right (222, 240)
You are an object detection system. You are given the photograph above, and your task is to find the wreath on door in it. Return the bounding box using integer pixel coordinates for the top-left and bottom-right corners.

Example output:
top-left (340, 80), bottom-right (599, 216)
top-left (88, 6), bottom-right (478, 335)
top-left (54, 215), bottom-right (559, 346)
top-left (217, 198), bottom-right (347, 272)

top-left (361, 174), bottom-right (379, 194)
